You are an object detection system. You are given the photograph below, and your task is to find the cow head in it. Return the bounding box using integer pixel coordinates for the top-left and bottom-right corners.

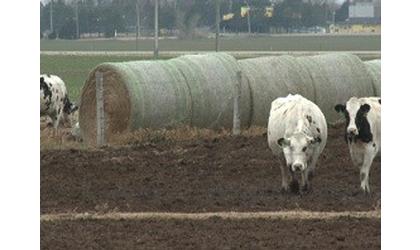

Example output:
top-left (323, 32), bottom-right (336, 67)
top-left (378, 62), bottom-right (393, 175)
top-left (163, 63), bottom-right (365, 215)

top-left (335, 97), bottom-right (372, 143)
top-left (277, 132), bottom-right (322, 172)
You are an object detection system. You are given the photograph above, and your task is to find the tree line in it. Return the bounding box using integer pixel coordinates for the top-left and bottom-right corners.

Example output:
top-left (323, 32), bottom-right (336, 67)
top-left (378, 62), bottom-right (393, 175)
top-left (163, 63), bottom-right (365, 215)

top-left (40, 0), bottom-right (350, 39)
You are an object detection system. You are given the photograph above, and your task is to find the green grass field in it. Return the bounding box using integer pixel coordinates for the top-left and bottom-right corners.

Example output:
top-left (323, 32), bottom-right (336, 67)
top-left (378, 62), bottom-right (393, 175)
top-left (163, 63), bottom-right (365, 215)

top-left (40, 54), bottom-right (148, 102)
top-left (41, 34), bottom-right (380, 52)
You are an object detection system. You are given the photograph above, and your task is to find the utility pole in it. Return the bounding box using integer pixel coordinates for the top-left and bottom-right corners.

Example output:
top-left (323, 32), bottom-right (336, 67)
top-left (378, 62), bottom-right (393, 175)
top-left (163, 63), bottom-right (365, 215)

top-left (136, 0), bottom-right (140, 51)
top-left (154, 0), bottom-right (159, 59)
top-left (50, 0), bottom-right (53, 35)
top-left (246, 1), bottom-right (251, 35)
top-left (75, 1), bottom-right (80, 39)
top-left (215, 0), bottom-right (220, 52)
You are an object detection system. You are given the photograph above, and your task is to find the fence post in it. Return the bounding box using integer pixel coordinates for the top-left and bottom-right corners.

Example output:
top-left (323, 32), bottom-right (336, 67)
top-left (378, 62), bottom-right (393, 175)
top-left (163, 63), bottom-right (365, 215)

top-left (233, 71), bottom-right (242, 136)
top-left (96, 71), bottom-right (106, 147)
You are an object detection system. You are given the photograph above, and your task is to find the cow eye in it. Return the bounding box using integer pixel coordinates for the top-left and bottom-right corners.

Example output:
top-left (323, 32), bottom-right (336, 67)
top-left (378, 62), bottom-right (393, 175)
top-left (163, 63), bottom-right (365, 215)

top-left (302, 147), bottom-right (307, 152)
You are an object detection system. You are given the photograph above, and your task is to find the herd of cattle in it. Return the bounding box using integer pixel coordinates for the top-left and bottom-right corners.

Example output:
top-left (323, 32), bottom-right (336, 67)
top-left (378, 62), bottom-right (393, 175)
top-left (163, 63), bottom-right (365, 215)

top-left (40, 74), bottom-right (381, 195)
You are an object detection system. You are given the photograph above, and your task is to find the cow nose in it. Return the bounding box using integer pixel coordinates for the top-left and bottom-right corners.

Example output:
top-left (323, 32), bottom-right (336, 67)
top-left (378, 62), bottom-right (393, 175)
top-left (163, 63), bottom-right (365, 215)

top-left (347, 127), bottom-right (358, 135)
top-left (293, 163), bottom-right (303, 172)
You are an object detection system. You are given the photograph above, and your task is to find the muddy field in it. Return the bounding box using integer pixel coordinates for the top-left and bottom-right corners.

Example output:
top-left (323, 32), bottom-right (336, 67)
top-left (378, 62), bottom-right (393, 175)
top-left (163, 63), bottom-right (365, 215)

top-left (41, 217), bottom-right (380, 249)
top-left (41, 124), bottom-right (380, 249)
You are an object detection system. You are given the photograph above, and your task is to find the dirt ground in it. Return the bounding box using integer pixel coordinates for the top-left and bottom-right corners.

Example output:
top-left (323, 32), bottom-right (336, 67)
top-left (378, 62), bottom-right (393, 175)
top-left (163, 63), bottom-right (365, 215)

top-left (40, 124), bottom-right (380, 249)
top-left (41, 125), bottom-right (380, 214)
top-left (41, 217), bottom-right (380, 250)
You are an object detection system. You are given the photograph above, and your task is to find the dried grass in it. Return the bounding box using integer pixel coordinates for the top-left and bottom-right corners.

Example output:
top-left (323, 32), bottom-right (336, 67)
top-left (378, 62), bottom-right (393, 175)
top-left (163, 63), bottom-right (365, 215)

top-left (41, 122), bottom-right (266, 150)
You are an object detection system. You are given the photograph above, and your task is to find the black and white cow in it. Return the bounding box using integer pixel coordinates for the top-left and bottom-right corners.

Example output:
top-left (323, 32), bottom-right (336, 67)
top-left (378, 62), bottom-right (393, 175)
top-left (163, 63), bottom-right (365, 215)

top-left (268, 94), bottom-right (328, 193)
top-left (335, 97), bottom-right (381, 194)
top-left (40, 74), bottom-right (78, 130)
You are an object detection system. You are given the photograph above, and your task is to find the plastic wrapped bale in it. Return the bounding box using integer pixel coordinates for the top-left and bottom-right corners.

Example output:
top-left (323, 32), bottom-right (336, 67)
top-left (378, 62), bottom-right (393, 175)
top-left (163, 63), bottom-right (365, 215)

top-left (170, 53), bottom-right (252, 129)
top-left (238, 55), bottom-right (314, 126)
top-left (364, 59), bottom-right (381, 96)
top-left (79, 53), bottom-right (251, 145)
top-left (297, 53), bottom-right (375, 123)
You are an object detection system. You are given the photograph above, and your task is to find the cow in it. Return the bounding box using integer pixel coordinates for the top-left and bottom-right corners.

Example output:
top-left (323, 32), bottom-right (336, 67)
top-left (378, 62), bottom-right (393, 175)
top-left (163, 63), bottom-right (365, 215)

top-left (267, 94), bottom-right (328, 193)
top-left (40, 74), bottom-right (78, 131)
top-left (335, 97), bottom-right (381, 194)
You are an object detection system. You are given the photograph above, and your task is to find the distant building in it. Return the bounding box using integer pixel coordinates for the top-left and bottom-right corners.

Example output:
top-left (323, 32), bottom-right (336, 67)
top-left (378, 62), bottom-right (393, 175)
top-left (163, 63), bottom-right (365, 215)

top-left (331, 0), bottom-right (381, 34)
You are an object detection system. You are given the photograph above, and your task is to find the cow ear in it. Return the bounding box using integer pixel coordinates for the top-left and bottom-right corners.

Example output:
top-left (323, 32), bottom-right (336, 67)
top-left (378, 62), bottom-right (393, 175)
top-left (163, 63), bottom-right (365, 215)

top-left (334, 104), bottom-right (345, 113)
top-left (360, 104), bottom-right (371, 113)
top-left (277, 138), bottom-right (290, 147)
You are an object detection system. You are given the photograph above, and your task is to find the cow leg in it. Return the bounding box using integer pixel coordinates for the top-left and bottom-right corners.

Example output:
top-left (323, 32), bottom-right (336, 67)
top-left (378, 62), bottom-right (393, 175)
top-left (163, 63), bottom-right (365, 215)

top-left (52, 110), bottom-right (63, 136)
top-left (307, 152), bottom-right (320, 181)
top-left (279, 160), bottom-right (289, 192)
top-left (301, 169), bottom-right (310, 192)
top-left (360, 146), bottom-right (376, 194)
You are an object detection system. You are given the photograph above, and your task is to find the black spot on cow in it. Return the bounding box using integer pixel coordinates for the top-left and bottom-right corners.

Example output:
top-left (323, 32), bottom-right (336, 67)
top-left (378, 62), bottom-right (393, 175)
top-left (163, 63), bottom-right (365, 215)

top-left (373, 143), bottom-right (376, 147)
top-left (355, 104), bottom-right (373, 143)
top-left (40, 77), bottom-right (52, 102)
top-left (277, 138), bottom-right (286, 146)
top-left (335, 104), bottom-right (351, 143)
top-left (57, 107), bottom-right (61, 114)
top-left (316, 127), bottom-right (321, 133)
top-left (306, 115), bottom-right (313, 123)
top-left (378, 99), bottom-right (381, 104)
top-left (312, 137), bottom-right (322, 144)
top-left (63, 95), bottom-right (78, 114)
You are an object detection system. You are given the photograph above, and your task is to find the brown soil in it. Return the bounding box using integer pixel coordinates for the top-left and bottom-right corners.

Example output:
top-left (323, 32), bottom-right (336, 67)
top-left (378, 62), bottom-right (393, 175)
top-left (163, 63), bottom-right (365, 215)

top-left (41, 125), bottom-right (380, 213)
top-left (41, 217), bottom-right (380, 250)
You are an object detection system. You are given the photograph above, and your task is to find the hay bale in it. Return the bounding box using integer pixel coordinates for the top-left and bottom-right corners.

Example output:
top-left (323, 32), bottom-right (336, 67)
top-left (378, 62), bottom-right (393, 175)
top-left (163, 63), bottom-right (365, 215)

top-left (170, 53), bottom-right (251, 128)
top-left (364, 59), bottom-right (381, 96)
top-left (79, 52), bottom-right (378, 145)
top-left (238, 55), bottom-right (314, 126)
top-left (79, 53), bottom-right (250, 145)
top-left (296, 53), bottom-right (375, 122)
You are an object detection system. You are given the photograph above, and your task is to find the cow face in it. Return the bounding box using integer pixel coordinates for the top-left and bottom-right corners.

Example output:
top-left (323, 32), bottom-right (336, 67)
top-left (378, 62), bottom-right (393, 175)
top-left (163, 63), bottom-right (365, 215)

top-left (335, 98), bottom-right (372, 143)
top-left (278, 132), bottom-right (322, 172)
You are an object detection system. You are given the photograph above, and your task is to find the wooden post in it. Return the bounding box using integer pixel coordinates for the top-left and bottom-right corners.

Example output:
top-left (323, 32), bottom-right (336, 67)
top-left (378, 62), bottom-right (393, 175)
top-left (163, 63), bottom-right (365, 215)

top-left (96, 72), bottom-right (105, 146)
top-left (246, 3), bottom-right (251, 35)
top-left (75, 1), bottom-right (80, 39)
top-left (233, 71), bottom-right (242, 136)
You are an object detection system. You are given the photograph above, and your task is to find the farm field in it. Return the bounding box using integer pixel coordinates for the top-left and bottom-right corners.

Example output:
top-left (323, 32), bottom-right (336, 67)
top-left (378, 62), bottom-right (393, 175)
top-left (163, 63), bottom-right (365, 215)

top-left (40, 124), bottom-right (381, 248)
top-left (41, 217), bottom-right (380, 249)
top-left (41, 34), bottom-right (381, 52)
top-left (40, 35), bottom-right (381, 248)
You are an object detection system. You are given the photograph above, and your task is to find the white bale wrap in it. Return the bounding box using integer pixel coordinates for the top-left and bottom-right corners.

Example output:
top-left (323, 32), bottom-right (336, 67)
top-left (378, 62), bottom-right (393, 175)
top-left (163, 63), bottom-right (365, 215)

top-left (296, 53), bottom-right (375, 122)
top-left (364, 59), bottom-right (381, 96)
top-left (79, 53), bottom-right (251, 145)
top-left (79, 52), bottom-right (379, 144)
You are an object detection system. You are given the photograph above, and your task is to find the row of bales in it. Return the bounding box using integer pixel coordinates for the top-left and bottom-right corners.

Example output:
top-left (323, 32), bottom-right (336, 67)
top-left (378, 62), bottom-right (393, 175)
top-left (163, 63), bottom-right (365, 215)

top-left (79, 53), bottom-right (381, 145)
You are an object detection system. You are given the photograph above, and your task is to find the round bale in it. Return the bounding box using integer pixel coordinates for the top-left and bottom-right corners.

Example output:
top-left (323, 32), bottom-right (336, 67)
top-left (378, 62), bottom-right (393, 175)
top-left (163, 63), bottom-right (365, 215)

top-left (79, 53), bottom-right (251, 145)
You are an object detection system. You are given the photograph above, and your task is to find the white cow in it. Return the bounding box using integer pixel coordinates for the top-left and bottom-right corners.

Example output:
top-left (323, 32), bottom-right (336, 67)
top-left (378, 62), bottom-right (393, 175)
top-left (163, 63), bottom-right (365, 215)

top-left (268, 94), bottom-right (328, 193)
top-left (335, 97), bottom-right (381, 194)
top-left (40, 74), bottom-right (78, 131)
